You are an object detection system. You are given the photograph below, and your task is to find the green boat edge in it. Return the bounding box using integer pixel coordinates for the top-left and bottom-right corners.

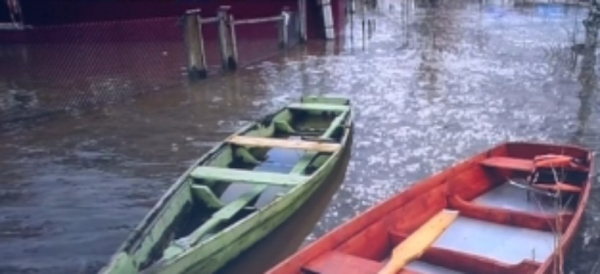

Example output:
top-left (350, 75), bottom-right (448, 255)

top-left (100, 95), bottom-right (354, 274)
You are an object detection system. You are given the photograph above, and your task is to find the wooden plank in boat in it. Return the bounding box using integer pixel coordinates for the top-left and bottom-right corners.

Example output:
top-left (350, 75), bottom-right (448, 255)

top-left (287, 102), bottom-right (350, 112)
top-left (190, 166), bottom-right (307, 186)
top-left (378, 209), bottom-right (459, 274)
top-left (303, 251), bottom-right (419, 274)
top-left (228, 136), bottom-right (340, 153)
top-left (191, 185), bottom-right (224, 208)
top-left (213, 185), bottom-right (268, 220)
top-left (480, 157), bottom-right (533, 172)
top-left (303, 251), bottom-right (383, 274)
top-left (167, 184), bottom-right (268, 253)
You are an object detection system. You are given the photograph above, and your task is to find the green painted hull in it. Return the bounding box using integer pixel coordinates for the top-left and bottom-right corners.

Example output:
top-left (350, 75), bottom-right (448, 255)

top-left (101, 96), bottom-right (353, 274)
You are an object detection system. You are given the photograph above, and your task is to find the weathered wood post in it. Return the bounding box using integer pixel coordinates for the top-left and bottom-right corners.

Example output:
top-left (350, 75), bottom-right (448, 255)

top-left (183, 9), bottom-right (208, 80)
top-left (297, 0), bottom-right (307, 42)
top-left (278, 7), bottom-right (290, 48)
top-left (228, 14), bottom-right (239, 69)
top-left (320, 0), bottom-right (335, 39)
top-left (218, 6), bottom-right (235, 70)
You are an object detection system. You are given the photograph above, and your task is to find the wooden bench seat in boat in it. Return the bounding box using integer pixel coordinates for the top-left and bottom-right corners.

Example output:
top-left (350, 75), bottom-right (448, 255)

top-left (287, 103), bottom-right (350, 113)
top-left (303, 251), bottom-right (383, 274)
top-left (480, 157), bottom-right (533, 172)
top-left (481, 157), bottom-right (588, 173)
top-left (190, 166), bottom-right (307, 186)
top-left (227, 136), bottom-right (341, 153)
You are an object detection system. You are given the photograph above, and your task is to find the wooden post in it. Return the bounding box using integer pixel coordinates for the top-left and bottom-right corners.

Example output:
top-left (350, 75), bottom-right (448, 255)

top-left (321, 0), bottom-right (335, 39)
top-left (228, 14), bottom-right (238, 70)
top-left (217, 6), bottom-right (233, 70)
top-left (184, 9), bottom-right (207, 80)
top-left (278, 7), bottom-right (290, 49)
top-left (297, 0), bottom-right (307, 42)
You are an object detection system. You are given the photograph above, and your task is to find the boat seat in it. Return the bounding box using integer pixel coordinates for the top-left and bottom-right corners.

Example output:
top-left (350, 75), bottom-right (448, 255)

top-left (287, 103), bottom-right (350, 113)
top-left (227, 135), bottom-right (340, 153)
top-left (191, 185), bottom-right (224, 208)
top-left (481, 157), bottom-right (588, 173)
top-left (190, 166), bottom-right (307, 186)
top-left (303, 251), bottom-right (420, 274)
top-left (480, 157), bottom-right (533, 172)
top-left (303, 251), bottom-right (383, 274)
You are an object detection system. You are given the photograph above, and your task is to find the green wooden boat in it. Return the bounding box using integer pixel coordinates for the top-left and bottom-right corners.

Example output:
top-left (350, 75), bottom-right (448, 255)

top-left (100, 96), bottom-right (353, 274)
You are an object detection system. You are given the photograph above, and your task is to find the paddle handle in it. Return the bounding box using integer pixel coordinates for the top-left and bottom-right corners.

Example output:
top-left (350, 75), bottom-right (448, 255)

top-left (377, 255), bottom-right (412, 274)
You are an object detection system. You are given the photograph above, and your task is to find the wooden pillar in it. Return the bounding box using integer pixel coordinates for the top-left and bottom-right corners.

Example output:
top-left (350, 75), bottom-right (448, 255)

top-left (228, 14), bottom-right (239, 69)
top-left (298, 0), bottom-right (307, 42)
top-left (279, 7), bottom-right (290, 48)
top-left (218, 6), bottom-right (236, 70)
top-left (320, 0), bottom-right (335, 40)
top-left (184, 9), bottom-right (207, 80)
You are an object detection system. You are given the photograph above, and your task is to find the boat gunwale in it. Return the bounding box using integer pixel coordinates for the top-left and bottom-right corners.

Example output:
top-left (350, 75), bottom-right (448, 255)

top-left (265, 141), bottom-right (594, 274)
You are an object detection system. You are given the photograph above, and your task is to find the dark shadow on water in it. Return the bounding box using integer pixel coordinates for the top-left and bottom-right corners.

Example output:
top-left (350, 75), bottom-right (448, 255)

top-left (217, 131), bottom-right (353, 274)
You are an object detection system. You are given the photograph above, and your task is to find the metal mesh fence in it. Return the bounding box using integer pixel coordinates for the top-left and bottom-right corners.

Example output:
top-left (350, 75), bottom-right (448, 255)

top-left (0, 9), bottom-right (301, 124)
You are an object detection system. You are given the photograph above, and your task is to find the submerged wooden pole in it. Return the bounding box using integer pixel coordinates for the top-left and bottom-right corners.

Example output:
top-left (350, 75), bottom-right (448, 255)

top-left (183, 9), bottom-right (208, 80)
top-left (228, 14), bottom-right (238, 70)
top-left (297, 0), bottom-right (307, 42)
top-left (320, 0), bottom-right (335, 39)
top-left (278, 7), bottom-right (290, 48)
top-left (218, 6), bottom-right (235, 70)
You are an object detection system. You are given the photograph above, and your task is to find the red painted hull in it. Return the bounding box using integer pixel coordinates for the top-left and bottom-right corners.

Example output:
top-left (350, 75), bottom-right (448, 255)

top-left (267, 142), bottom-right (594, 274)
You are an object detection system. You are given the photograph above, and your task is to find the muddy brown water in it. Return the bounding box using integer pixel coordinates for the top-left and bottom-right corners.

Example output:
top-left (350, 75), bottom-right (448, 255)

top-left (2, 0), bottom-right (600, 273)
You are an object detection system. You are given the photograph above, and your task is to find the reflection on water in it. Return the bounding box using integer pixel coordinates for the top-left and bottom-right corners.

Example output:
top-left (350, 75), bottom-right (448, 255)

top-left (1, 0), bottom-right (600, 273)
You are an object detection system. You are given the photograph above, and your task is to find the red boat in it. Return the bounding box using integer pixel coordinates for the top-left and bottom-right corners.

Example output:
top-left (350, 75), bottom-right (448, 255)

top-left (267, 142), bottom-right (594, 274)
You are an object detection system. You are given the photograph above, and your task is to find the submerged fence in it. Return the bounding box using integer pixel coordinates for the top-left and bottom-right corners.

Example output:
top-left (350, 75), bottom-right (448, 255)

top-left (0, 5), bottom-right (304, 124)
top-left (183, 5), bottom-right (304, 80)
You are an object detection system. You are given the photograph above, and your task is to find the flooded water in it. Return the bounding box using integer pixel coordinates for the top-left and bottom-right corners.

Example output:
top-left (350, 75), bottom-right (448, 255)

top-left (2, 0), bottom-right (600, 273)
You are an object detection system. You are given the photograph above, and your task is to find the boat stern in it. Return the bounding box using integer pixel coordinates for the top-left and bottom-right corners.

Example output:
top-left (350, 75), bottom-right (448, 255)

top-left (300, 95), bottom-right (350, 106)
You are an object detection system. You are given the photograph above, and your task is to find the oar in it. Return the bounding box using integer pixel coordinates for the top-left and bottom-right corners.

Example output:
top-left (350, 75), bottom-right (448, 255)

top-left (378, 209), bottom-right (459, 274)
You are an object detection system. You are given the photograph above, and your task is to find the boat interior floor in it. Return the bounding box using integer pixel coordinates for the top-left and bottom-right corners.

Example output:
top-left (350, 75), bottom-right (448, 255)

top-left (432, 216), bottom-right (555, 264)
top-left (403, 260), bottom-right (465, 274)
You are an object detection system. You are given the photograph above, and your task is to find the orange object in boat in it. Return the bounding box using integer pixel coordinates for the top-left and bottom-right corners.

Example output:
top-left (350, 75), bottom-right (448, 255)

top-left (266, 142), bottom-right (594, 274)
top-left (532, 182), bottom-right (582, 193)
top-left (532, 154), bottom-right (586, 171)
